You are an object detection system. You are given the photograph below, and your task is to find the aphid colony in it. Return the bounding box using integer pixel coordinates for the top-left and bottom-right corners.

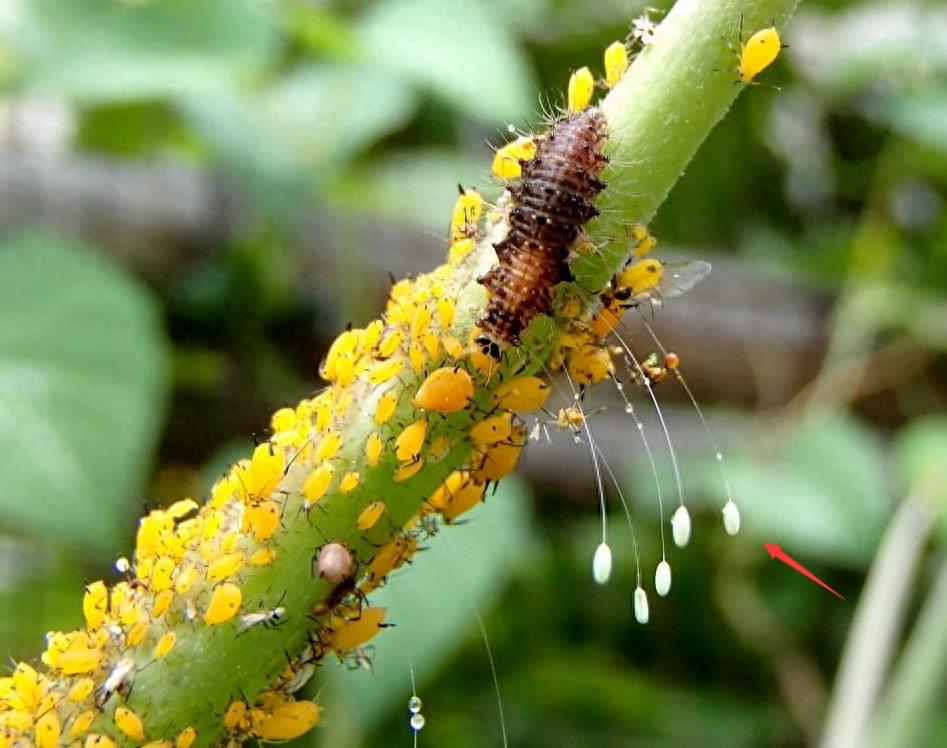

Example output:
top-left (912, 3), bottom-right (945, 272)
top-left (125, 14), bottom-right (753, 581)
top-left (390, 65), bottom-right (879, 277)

top-left (0, 16), bottom-right (781, 748)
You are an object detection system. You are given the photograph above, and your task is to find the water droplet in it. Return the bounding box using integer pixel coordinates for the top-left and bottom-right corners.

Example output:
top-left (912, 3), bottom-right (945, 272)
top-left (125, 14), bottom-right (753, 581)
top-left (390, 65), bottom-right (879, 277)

top-left (410, 713), bottom-right (426, 732)
top-left (654, 560), bottom-right (672, 596)
top-left (633, 586), bottom-right (649, 624)
top-left (715, 451), bottom-right (723, 461)
top-left (671, 505), bottom-right (691, 547)
top-left (408, 696), bottom-right (422, 714)
top-left (722, 500), bottom-right (741, 535)
top-left (624, 404), bottom-right (633, 414)
top-left (592, 542), bottom-right (613, 585)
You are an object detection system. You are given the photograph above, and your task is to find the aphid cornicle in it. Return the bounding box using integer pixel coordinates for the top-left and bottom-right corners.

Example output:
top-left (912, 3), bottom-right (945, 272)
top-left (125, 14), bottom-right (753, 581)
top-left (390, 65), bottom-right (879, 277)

top-left (476, 106), bottom-right (609, 358)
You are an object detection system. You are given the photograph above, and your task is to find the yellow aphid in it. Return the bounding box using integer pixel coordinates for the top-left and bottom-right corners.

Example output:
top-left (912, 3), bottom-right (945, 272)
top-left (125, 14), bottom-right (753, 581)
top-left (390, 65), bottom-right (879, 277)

top-left (86, 736), bottom-right (118, 748)
top-left (224, 699), bottom-right (247, 731)
top-left (303, 464), bottom-right (334, 506)
top-left (436, 298), bottom-right (455, 329)
top-left (83, 580), bottom-right (108, 629)
top-left (333, 390), bottom-right (353, 417)
top-left (314, 431), bottom-right (342, 461)
top-left (493, 376), bottom-right (550, 412)
top-left (378, 330), bottom-right (404, 358)
top-left (395, 419), bottom-right (427, 461)
top-left (429, 471), bottom-right (486, 522)
top-left (449, 189), bottom-right (483, 243)
top-left (412, 367), bottom-right (474, 413)
top-left (151, 556), bottom-right (175, 592)
top-left (175, 727), bottom-right (197, 748)
top-left (69, 710), bottom-right (97, 739)
top-left (739, 26), bottom-right (782, 83)
top-left (203, 583), bottom-right (242, 625)
top-left (329, 607), bottom-right (387, 653)
top-left (12, 662), bottom-right (40, 710)
top-left (238, 443), bottom-right (285, 502)
top-left (68, 677), bottom-right (95, 702)
top-left (126, 620), bottom-right (150, 646)
top-left (631, 223), bottom-right (657, 256)
top-left (248, 547), bottom-right (277, 566)
top-left (365, 535), bottom-right (418, 589)
top-left (339, 471), bottom-right (361, 493)
top-left (115, 706), bottom-right (146, 742)
top-left (363, 319), bottom-right (383, 350)
top-left (270, 407), bottom-right (296, 434)
top-left (604, 40), bottom-right (629, 87)
top-left (152, 588), bottom-right (174, 618)
top-left (393, 459), bottom-right (424, 482)
top-left (409, 306), bottom-right (432, 341)
top-left (142, 743), bottom-right (173, 748)
top-left (568, 66), bottom-right (595, 113)
top-left (427, 434), bottom-right (452, 462)
top-left (408, 342), bottom-right (426, 374)
top-left (421, 330), bottom-right (440, 360)
top-left (55, 640), bottom-right (104, 676)
top-left (441, 335), bottom-right (465, 359)
top-left (491, 136), bottom-right (537, 180)
top-left (34, 709), bottom-right (60, 748)
top-left (320, 329), bottom-right (359, 381)
top-left (470, 414), bottom-right (512, 445)
top-left (154, 631), bottom-right (176, 658)
top-left (248, 500), bottom-right (280, 542)
top-left (364, 358), bottom-right (404, 386)
top-left (374, 391), bottom-right (399, 425)
top-left (566, 344), bottom-right (613, 386)
top-left (206, 552), bottom-right (245, 583)
top-left (118, 598), bottom-right (142, 626)
top-left (472, 424), bottom-right (526, 482)
top-left (616, 258), bottom-right (664, 295)
top-left (448, 237), bottom-right (475, 262)
top-left (255, 700), bottom-right (321, 741)
top-left (365, 432), bottom-right (384, 467)
top-left (357, 501), bottom-right (386, 531)
top-left (591, 301), bottom-right (624, 339)
top-left (174, 565), bottom-right (198, 594)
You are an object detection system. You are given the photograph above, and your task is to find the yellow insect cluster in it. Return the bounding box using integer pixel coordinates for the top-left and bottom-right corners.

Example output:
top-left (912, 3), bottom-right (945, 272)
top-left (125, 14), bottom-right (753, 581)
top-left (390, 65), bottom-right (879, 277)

top-left (0, 17), bottom-right (725, 746)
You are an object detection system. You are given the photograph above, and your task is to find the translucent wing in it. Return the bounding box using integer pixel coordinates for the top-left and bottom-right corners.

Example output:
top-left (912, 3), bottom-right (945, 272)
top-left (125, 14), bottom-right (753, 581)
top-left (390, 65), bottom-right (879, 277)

top-left (632, 260), bottom-right (712, 305)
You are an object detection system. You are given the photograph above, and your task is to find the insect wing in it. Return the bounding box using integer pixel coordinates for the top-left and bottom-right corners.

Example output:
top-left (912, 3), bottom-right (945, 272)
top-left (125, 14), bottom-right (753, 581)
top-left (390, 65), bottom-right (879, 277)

top-left (640, 260), bottom-right (712, 305)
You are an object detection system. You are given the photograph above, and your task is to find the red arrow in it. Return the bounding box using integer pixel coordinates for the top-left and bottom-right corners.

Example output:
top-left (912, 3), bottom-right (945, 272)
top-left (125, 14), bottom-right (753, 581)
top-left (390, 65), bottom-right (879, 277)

top-left (764, 544), bottom-right (845, 600)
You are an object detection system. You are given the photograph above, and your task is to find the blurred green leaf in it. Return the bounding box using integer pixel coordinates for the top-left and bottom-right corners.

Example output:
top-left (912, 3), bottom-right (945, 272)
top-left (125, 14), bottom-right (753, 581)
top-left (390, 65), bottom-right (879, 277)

top-left (317, 476), bottom-right (536, 745)
top-left (12, 0), bottom-right (277, 102)
top-left (875, 92), bottom-right (947, 154)
top-left (0, 231), bottom-right (167, 554)
top-left (181, 64), bottom-right (417, 214)
top-left (358, 0), bottom-right (534, 123)
top-left (710, 412), bottom-right (889, 566)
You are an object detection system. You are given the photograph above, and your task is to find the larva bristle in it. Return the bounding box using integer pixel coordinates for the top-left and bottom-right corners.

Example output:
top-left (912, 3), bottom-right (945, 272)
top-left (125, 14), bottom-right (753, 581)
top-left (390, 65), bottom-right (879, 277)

top-left (477, 107), bottom-right (608, 353)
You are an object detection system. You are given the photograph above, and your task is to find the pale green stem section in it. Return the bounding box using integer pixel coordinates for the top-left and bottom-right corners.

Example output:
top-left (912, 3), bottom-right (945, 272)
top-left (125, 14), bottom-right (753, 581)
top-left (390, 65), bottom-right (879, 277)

top-left (819, 488), bottom-right (939, 748)
top-left (88, 0), bottom-right (800, 744)
top-left (870, 554), bottom-right (947, 748)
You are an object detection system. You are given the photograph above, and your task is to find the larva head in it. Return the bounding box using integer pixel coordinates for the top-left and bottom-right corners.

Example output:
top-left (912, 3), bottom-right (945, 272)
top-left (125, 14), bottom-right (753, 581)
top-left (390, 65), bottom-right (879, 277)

top-left (316, 542), bottom-right (355, 586)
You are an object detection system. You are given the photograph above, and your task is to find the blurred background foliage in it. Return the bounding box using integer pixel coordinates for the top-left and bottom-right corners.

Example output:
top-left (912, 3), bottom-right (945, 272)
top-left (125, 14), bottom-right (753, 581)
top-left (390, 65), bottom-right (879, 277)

top-left (0, 0), bottom-right (945, 746)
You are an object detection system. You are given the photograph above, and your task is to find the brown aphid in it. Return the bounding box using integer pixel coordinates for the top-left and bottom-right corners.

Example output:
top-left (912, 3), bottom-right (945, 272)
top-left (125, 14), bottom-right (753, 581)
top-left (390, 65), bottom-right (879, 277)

top-left (476, 107), bottom-right (609, 357)
top-left (316, 542), bottom-right (356, 586)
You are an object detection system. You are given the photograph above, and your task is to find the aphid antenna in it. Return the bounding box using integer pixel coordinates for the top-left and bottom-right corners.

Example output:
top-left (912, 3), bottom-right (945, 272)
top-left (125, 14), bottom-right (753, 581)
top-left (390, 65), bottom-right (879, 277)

top-left (636, 313), bottom-right (741, 534)
top-left (437, 531), bottom-right (509, 748)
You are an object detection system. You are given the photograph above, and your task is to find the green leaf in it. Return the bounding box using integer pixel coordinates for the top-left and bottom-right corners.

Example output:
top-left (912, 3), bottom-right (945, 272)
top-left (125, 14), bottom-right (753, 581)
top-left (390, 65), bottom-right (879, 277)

top-left (12, 0), bottom-right (277, 102)
top-left (181, 64), bottom-right (418, 214)
top-left (701, 412), bottom-right (890, 566)
top-left (358, 0), bottom-right (534, 123)
top-left (0, 231), bottom-right (168, 554)
top-left (317, 477), bottom-right (536, 743)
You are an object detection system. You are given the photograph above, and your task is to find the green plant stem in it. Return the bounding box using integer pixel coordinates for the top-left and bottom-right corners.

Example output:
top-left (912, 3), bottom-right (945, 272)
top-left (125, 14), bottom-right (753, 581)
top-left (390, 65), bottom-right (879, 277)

top-left (819, 489), bottom-right (939, 748)
top-left (30, 1), bottom-right (801, 744)
top-left (870, 554), bottom-right (947, 748)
